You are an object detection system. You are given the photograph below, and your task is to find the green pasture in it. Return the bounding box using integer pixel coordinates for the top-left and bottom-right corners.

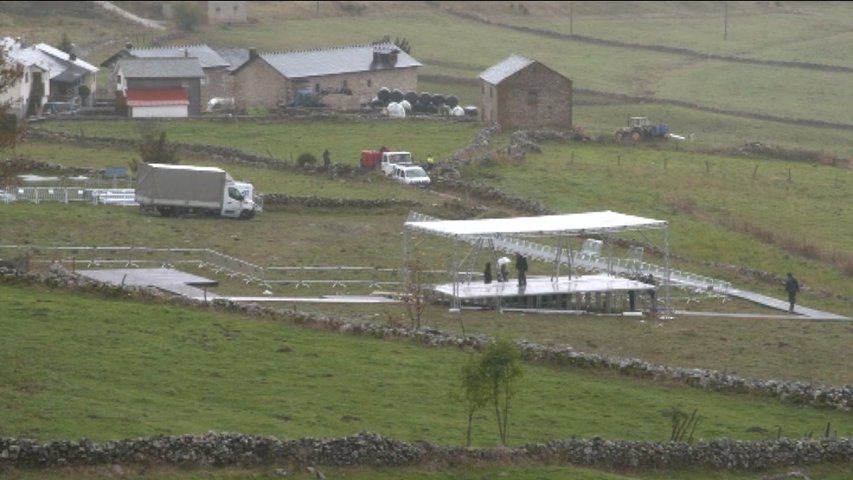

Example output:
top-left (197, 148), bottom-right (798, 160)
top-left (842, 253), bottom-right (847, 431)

top-left (1, 283), bottom-right (850, 445)
top-left (27, 119), bottom-right (852, 305)
top-left (179, 4), bottom-right (853, 131)
top-left (460, 142), bottom-right (853, 302)
top-left (12, 142), bottom-right (451, 202)
top-left (3, 4), bottom-right (853, 477)
top-left (33, 117), bottom-right (480, 168)
top-left (2, 200), bottom-right (852, 387)
top-left (482, 1), bottom-right (853, 65)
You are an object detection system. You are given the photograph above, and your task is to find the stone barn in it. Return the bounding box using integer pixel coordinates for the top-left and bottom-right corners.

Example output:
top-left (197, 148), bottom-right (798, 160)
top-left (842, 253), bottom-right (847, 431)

top-left (479, 54), bottom-right (572, 130)
top-left (231, 43), bottom-right (421, 111)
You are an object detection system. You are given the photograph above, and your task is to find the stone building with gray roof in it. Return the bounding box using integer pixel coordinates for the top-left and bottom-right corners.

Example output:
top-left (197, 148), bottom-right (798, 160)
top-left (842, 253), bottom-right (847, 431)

top-left (104, 44), bottom-right (239, 108)
top-left (231, 42), bottom-right (421, 111)
top-left (479, 54), bottom-right (572, 130)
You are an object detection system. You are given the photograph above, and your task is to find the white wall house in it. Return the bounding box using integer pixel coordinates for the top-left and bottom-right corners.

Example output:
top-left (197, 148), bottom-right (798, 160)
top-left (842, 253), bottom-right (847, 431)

top-left (1, 37), bottom-right (50, 118)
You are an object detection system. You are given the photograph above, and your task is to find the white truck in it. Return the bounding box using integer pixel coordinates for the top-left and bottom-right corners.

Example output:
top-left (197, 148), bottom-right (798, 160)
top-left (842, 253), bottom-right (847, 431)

top-left (135, 163), bottom-right (260, 219)
top-left (379, 151), bottom-right (414, 176)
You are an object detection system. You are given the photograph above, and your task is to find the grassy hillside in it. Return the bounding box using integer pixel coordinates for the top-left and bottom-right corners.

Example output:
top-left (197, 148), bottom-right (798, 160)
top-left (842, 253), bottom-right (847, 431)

top-left (29, 119), bottom-right (853, 309)
top-left (2, 283), bottom-right (850, 445)
top-left (1, 3), bottom-right (852, 478)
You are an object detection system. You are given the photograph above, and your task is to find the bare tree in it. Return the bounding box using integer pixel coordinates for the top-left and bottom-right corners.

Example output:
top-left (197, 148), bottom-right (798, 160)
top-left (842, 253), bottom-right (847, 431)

top-left (402, 256), bottom-right (429, 329)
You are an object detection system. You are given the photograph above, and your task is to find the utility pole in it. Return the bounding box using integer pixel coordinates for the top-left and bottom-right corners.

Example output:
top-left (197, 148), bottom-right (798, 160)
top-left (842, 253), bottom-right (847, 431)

top-left (724, 2), bottom-right (728, 40)
top-left (569, 2), bottom-right (573, 35)
top-left (316, 0), bottom-right (320, 15)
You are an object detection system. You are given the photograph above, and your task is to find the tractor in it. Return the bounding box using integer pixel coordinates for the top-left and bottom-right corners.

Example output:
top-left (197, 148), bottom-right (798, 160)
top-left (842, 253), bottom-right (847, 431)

top-left (614, 116), bottom-right (670, 143)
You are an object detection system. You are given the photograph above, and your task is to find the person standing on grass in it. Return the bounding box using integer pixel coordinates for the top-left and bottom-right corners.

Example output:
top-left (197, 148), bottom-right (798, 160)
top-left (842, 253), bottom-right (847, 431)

top-left (785, 272), bottom-right (800, 312)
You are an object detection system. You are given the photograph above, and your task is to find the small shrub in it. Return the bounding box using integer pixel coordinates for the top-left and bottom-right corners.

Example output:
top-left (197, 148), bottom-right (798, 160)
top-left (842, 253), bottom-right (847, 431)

top-left (296, 152), bottom-right (317, 167)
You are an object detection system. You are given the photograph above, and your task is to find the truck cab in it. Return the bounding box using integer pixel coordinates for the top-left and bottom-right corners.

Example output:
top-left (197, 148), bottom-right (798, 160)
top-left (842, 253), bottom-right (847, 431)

top-left (380, 151), bottom-right (413, 176)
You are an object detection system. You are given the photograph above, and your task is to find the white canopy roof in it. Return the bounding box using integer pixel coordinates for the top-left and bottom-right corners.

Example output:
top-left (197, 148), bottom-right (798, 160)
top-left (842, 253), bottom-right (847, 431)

top-left (405, 210), bottom-right (667, 237)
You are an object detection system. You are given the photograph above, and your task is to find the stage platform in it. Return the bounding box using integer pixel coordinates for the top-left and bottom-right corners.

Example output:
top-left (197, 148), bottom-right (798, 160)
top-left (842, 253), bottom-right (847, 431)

top-left (430, 274), bottom-right (656, 313)
top-left (432, 274), bottom-right (654, 299)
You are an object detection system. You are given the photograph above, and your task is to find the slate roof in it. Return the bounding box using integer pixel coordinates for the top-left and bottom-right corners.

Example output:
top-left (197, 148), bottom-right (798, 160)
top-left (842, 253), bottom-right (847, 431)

top-left (117, 58), bottom-right (205, 79)
top-left (126, 88), bottom-right (189, 106)
top-left (257, 42), bottom-right (421, 79)
top-left (212, 47), bottom-right (251, 72)
top-left (127, 44), bottom-right (230, 69)
top-left (478, 54), bottom-right (535, 85)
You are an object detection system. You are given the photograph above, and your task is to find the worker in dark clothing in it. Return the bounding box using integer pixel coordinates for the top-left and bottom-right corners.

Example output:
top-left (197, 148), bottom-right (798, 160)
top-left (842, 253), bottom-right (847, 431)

top-left (785, 272), bottom-right (800, 312)
top-left (323, 149), bottom-right (331, 167)
top-left (484, 262), bottom-right (493, 284)
top-left (515, 253), bottom-right (528, 287)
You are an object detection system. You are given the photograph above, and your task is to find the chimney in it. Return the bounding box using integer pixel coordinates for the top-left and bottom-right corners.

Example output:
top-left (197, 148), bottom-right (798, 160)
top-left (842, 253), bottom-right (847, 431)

top-left (389, 49), bottom-right (398, 66)
top-left (249, 48), bottom-right (258, 60)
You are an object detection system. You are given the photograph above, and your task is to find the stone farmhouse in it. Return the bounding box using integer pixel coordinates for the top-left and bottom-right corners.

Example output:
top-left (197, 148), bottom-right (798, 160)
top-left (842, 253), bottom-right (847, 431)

top-left (479, 54), bottom-right (572, 130)
top-left (101, 42), bottom-right (421, 115)
top-left (231, 43), bottom-right (421, 111)
top-left (1, 36), bottom-right (99, 118)
top-left (102, 44), bottom-right (233, 109)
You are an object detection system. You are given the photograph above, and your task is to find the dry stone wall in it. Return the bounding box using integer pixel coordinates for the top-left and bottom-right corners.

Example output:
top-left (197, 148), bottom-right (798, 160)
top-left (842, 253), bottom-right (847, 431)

top-left (0, 432), bottom-right (850, 470)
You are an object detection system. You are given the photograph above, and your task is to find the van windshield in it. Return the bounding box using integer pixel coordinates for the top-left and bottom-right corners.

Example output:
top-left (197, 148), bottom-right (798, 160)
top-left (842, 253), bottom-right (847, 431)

top-left (406, 167), bottom-right (428, 178)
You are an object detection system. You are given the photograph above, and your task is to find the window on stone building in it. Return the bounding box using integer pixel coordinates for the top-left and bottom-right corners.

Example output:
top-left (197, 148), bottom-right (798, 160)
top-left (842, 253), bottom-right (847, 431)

top-left (315, 83), bottom-right (320, 93)
top-left (527, 90), bottom-right (539, 106)
top-left (342, 79), bottom-right (348, 89)
top-left (367, 79), bottom-right (372, 88)
top-left (490, 86), bottom-right (493, 98)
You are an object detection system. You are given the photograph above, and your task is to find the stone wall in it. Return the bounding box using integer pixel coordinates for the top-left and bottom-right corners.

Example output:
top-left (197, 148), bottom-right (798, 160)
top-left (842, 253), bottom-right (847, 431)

top-left (0, 431), bottom-right (849, 470)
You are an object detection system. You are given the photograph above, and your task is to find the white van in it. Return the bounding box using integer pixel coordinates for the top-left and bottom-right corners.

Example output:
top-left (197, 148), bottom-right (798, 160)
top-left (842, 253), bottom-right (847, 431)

top-left (392, 165), bottom-right (431, 186)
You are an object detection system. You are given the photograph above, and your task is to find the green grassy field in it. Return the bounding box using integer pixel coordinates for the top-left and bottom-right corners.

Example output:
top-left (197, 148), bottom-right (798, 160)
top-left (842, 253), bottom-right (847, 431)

top-left (2, 283), bottom-right (850, 445)
top-left (28, 119), bottom-right (853, 308)
top-left (2, 3), bottom-right (853, 478)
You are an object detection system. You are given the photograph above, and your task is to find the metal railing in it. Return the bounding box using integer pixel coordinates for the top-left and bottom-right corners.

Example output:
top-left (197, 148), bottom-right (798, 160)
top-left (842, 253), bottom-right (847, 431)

top-left (1, 186), bottom-right (137, 206)
top-left (0, 245), bottom-right (402, 291)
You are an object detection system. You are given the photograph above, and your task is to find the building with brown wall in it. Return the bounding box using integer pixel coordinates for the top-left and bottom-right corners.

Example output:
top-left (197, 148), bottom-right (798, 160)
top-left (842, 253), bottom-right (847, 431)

top-left (479, 55), bottom-right (572, 130)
